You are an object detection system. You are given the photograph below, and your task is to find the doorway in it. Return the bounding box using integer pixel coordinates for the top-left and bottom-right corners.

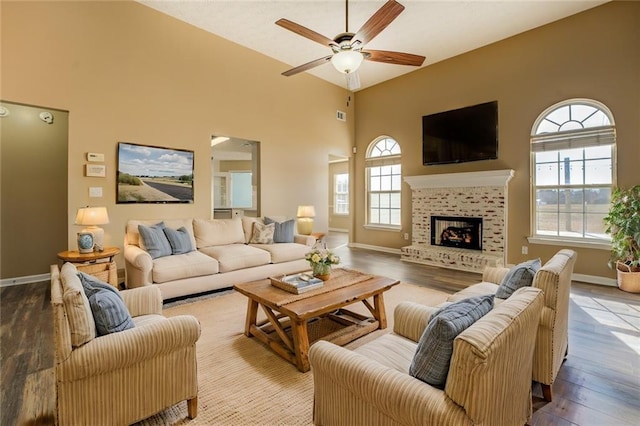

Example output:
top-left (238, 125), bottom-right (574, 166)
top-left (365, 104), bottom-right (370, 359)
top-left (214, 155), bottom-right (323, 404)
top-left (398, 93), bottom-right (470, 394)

top-left (327, 155), bottom-right (350, 249)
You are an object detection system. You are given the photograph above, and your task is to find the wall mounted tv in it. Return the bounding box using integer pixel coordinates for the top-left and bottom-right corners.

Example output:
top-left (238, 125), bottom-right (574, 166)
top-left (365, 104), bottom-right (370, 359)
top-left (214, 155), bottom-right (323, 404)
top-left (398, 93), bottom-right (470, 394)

top-left (422, 101), bottom-right (498, 165)
top-left (117, 142), bottom-right (194, 204)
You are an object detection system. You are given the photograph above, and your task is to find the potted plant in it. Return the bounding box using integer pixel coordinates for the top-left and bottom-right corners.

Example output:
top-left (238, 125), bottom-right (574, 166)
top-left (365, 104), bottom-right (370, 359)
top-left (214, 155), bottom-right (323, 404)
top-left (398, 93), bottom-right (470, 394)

top-left (603, 184), bottom-right (640, 293)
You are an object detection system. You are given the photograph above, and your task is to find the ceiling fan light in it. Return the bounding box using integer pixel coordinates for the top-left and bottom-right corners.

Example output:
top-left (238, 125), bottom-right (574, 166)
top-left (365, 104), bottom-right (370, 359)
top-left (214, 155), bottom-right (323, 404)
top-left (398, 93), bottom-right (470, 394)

top-left (331, 50), bottom-right (364, 74)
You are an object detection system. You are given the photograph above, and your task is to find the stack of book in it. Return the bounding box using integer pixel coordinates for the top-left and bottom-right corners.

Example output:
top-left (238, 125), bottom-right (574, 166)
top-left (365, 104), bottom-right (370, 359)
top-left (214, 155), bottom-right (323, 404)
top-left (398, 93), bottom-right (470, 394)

top-left (270, 272), bottom-right (324, 294)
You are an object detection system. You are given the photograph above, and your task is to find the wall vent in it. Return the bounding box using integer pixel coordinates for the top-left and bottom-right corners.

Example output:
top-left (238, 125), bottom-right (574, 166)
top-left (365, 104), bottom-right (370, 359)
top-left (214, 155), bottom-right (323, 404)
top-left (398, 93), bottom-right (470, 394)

top-left (336, 110), bottom-right (346, 121)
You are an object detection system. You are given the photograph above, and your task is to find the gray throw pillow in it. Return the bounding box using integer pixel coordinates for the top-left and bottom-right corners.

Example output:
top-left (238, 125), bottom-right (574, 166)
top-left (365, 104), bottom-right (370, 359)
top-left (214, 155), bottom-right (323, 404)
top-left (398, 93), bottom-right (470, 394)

top-left (79, 272), bottom-right (135, 336)
top-left (138, 222), bottom-right (172, 259)
top-left (495, 258), bottom-right (541, 299)
top-left (409, 294), bottom-right (494, 388)
top-left (163, 226), bottom-right (194, 254)
top-left (264, 217), bottom-right (295, 243)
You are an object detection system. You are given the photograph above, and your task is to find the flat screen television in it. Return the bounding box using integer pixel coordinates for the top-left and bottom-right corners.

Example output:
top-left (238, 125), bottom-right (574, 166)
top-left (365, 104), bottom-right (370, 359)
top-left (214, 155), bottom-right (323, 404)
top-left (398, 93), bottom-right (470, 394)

top-left (422, 101), bottom-right (498, 165)
top-left (117, 142), bottom-right (194, 203)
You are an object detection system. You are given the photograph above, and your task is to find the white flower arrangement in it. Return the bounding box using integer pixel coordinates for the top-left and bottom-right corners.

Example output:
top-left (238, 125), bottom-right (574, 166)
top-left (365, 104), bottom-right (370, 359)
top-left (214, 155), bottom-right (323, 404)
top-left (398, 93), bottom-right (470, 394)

top-left (305, 245), bottom-right (340, 267)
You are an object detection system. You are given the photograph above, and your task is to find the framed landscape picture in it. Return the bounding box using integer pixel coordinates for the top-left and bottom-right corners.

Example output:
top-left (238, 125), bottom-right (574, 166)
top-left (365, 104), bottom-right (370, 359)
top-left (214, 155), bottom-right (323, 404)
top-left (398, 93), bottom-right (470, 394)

top-left (117, 142), bottom-right (194, 204)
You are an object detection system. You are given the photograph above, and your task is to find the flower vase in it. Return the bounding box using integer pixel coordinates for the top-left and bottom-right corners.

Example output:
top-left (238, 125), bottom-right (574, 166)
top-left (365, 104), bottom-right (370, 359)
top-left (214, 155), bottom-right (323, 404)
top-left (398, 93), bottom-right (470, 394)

top-left (312, 263), bottom-right (331, 281)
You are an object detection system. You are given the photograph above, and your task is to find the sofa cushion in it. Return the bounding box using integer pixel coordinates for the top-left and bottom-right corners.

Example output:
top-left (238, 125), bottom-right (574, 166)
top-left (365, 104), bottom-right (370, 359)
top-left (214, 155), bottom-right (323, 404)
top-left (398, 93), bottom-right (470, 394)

top-left (60, 263), bottom-right (96, 348)
top-left (193, 218), bottom-right (245, 248)
top-left (496, 258), bottom-right (541, 299)
top-left (250, 242), bottom-right (310, 264)
top-left (447, 282), bottom-right (500, 303)
top-left (163, 226), bottom-right (194, 255)
top-left (199, 244), bottom-right (271, 273)
top-left (409, 294), bottom-right (494, 388)
top-left (79, 272), bottom-right (135, 335)
top-left (354, 333), bottom-right (417, 374)
top-left (126, 219), bottom-right (196, 248)
top-left (264, 217), bottom-right (295, 243)
top-left (250, 221), bottom-right (275, 244)
top-left (152, 251), bottom-right (219, 284)
top-left (138, 222), bottom-right (172, 259)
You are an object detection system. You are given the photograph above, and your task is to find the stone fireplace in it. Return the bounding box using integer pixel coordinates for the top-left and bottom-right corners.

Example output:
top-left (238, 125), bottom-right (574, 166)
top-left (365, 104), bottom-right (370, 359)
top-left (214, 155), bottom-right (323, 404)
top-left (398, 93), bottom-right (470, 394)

top-left (401, 170), bottom-right (514, 273)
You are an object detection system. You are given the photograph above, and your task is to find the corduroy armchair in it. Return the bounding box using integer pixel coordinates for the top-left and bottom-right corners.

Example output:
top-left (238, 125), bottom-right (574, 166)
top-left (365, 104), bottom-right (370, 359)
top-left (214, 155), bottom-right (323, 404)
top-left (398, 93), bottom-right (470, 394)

top-left (446, 249), bottom-right (577, 401)
top-left (309, 287), bottom-right (544, 426)
top-left (50, 263), bottom-right (201, 425)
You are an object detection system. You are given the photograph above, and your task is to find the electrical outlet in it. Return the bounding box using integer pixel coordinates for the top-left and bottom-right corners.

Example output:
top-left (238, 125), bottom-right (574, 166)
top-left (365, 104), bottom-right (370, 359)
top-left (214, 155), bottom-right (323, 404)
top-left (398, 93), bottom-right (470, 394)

top-left (404, 233), bottom-right (409, 240)
top-left (522, 245), bottom-right (528, 255)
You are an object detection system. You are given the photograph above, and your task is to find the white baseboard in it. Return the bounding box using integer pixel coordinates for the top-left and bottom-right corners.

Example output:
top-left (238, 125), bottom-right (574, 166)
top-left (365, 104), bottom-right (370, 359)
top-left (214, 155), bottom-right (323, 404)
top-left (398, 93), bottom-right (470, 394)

top-left (572, 273), bottom-right (617, 287)
top-left (348, 242), bottom-right (402, 255)
top-left (0, 273), bottom-right (50, 287)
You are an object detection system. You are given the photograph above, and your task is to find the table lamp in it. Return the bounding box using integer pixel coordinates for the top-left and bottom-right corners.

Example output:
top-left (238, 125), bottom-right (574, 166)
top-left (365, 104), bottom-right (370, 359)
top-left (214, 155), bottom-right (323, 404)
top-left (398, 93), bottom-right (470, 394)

top-left (296, 205), bottom-right (316, 235)
top-left (75, 206), bottom-right (110, 252)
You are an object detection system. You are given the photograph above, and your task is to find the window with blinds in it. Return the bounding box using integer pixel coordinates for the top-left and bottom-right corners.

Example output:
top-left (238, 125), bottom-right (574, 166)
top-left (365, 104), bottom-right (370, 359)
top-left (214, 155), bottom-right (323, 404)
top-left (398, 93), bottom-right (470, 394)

top-left (531, 99), bottom-right (616, 242)
top-left (365, 137), bottom-right (402, 229)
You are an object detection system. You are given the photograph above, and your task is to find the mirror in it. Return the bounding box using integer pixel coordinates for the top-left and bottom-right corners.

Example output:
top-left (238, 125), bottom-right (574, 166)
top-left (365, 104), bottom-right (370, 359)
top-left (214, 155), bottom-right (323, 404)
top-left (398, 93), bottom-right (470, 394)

top-left (211, 136), bottom-right (260, 218)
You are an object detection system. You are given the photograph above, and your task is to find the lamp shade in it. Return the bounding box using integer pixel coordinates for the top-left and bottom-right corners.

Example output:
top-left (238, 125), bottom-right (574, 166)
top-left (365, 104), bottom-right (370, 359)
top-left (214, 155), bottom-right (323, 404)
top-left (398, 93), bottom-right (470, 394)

top-left (331, 50), bottom-right (364, 74)
top-left (75, 207), bottom-right (110, 226)
top-left (297, 205), bottom-right (316, 218)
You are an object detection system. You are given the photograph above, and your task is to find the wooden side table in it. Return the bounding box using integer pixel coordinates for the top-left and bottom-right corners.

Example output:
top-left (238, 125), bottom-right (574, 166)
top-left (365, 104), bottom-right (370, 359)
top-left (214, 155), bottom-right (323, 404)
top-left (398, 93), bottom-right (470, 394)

top-left (57, 247), bottom-right (120, 287)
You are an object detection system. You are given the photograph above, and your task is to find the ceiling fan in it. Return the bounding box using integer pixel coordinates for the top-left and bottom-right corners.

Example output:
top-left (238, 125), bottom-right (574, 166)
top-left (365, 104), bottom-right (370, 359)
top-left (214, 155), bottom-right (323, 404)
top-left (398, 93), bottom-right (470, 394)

top-left (276, 0), bottom-right (425, 90)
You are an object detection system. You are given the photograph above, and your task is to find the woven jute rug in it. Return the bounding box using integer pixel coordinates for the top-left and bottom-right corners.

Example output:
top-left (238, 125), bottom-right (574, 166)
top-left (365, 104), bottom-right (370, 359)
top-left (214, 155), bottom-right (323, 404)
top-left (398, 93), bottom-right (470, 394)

top-left (136, 282), bottom-right (450, 425)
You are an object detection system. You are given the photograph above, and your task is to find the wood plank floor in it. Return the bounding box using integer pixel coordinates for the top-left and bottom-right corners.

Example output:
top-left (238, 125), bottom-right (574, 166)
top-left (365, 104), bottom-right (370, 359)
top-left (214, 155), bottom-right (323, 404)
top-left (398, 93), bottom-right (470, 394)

top-left (2, 234), bottom-right (639, 425)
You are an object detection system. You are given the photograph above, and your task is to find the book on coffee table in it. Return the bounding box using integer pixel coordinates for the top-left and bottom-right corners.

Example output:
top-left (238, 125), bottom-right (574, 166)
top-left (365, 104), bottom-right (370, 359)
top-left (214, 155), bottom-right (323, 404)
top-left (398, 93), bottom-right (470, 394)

top-left (270, 273), bottom-right (324, 294)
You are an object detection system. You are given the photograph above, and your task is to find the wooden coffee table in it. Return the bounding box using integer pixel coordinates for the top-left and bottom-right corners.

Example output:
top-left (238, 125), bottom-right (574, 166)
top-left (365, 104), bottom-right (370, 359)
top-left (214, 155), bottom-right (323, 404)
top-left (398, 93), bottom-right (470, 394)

top-left (234, 269), bottom-right (399, 372)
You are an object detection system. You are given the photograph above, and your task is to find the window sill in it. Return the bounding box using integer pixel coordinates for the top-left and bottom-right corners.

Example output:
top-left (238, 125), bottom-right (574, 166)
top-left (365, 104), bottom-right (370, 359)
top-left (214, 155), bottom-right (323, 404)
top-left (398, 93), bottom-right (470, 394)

top-left (527, 236), bottom-right (611, 251)
top-left (364, 224), bottom-right (401, 232)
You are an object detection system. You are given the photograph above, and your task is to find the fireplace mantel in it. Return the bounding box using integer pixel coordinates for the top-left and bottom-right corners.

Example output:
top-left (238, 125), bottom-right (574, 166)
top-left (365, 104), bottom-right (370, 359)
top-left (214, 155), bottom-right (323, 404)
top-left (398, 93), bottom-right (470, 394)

top-left (404, 169), bottom-right (514, 189)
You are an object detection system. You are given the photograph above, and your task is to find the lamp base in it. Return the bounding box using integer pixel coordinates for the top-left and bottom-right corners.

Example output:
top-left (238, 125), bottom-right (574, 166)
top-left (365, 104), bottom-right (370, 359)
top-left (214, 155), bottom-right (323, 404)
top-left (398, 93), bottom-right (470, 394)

top-left (297, 218), bottom-right (314, 235)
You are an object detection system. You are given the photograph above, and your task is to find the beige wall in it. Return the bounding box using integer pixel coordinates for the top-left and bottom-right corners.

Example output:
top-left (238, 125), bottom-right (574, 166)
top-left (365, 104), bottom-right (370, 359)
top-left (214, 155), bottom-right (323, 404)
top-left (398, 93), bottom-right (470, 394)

top-left (2, 1), bottom-right (353, 276)
top-left (353, 2), bottom-right (640, 279)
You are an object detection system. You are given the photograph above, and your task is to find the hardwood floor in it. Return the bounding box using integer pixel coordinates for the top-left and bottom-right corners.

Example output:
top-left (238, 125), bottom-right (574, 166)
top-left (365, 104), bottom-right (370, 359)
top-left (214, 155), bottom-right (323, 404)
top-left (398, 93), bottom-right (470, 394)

top-left (2, 238), bottom-right (639, 425)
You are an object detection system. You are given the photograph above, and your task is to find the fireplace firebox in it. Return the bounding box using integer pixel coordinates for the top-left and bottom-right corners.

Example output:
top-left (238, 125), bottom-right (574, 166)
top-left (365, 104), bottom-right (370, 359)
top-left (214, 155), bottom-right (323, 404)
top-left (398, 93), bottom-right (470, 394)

top-left (430, 216), bottom-right (483, 251)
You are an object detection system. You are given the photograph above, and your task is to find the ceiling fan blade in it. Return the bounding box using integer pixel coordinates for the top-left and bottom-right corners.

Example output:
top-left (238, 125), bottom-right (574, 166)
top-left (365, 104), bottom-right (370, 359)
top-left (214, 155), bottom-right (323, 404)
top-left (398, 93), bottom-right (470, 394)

top-left (282, 55), bottom-right (333, 77)
top-left (352, 0), bottom-right (405, 46)
top-left (275, 18), bottom-right (336, 47)
top-left (363, 50), bottom-right (425, 67)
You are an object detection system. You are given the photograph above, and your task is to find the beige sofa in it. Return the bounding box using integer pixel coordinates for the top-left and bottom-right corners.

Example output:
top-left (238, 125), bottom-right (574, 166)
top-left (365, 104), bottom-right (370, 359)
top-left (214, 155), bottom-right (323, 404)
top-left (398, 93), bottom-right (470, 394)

top-left (51, 263), bottom-right (200, 425)
top-left (124, 217), bottom-right (315, 300)
top-left (444, 249), bottom-right (576, 401)
top-left (309, 287), bottom-right (544, 425)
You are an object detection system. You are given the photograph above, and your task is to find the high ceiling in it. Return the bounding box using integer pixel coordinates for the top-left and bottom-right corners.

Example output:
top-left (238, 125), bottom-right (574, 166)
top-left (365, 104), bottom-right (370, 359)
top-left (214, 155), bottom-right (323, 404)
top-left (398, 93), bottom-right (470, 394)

top-left (139, 0), bottom-right (608, 91)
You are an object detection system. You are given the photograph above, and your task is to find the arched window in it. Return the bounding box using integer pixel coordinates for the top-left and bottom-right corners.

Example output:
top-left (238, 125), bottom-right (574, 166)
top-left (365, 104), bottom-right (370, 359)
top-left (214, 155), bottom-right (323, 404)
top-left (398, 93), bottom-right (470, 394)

top-left (530, 99), bottom-right (616, 244)
top-left (365, 136), bottom-right (402, 229)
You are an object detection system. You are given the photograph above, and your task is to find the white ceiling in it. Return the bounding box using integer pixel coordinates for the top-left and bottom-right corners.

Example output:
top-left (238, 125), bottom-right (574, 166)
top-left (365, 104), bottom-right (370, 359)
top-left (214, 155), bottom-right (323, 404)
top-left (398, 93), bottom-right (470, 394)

top-left (139, 0), bottom-right (608, 91)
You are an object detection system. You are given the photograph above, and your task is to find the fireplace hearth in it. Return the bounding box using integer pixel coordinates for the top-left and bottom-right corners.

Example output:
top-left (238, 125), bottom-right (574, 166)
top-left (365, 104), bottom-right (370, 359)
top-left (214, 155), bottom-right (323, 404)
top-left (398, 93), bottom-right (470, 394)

top-left (431, 216), bottom-right (483, 251)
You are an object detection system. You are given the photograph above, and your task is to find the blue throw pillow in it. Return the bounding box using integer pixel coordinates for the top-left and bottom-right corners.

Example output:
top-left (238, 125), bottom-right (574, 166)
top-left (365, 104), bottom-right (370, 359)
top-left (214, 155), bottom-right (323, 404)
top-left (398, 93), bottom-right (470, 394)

top-left (495, 258), bottom-right (541, 299)
top-left (264, 217), bottom-right (295, 243)
top-left (409, 294), bottom-right (494, 388)
top-left (79, 272), bottom-right (135, 336)
top-left (163, 226), bottom-right (194, 255)
top-left (138, 222), bottom-right (172, 259)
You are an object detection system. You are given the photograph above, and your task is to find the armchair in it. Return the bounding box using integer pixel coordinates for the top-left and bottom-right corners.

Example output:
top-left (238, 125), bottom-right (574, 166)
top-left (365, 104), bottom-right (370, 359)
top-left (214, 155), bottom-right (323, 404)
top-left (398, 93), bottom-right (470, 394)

top-left (51, 264), bottom-right (201, 425)
top-left (446, 249), bottom-right (577, 401)
top-left (309, 287), bottom-right (544, 426)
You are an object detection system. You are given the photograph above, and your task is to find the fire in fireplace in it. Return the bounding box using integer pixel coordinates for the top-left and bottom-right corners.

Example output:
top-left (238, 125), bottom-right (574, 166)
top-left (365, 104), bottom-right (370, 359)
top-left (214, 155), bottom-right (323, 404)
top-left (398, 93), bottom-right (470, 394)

top-left (430, 216), bottom-right (483, 251)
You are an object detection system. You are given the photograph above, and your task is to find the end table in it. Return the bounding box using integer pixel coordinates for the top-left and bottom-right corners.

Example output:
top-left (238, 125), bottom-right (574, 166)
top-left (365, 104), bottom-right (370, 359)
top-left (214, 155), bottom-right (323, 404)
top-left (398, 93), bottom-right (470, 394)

top-left (57, 246), bottom-right (120, 287)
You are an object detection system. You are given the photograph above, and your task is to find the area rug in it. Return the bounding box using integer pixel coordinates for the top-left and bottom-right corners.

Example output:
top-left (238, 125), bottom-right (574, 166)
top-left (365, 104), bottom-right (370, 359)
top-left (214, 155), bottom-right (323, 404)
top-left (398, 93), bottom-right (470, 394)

top-left (137, 282), bottom-right (450, 425)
